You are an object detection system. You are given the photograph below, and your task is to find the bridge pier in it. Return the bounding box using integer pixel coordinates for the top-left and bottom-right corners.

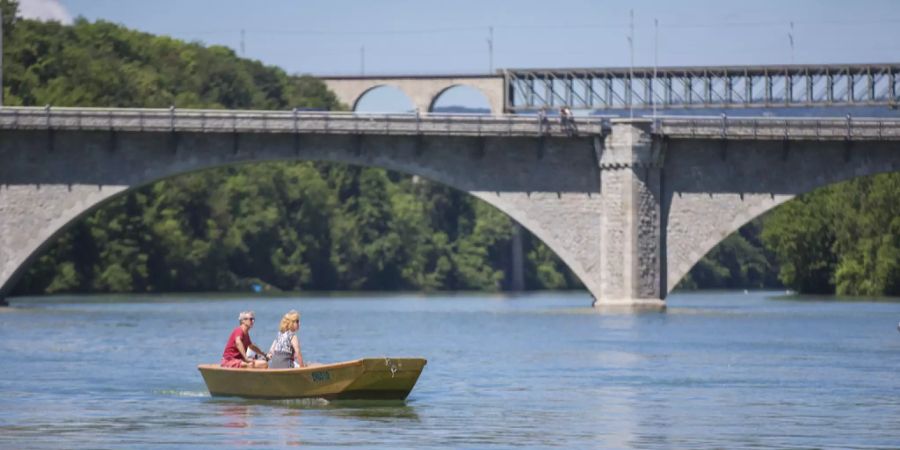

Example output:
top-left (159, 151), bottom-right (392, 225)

top-left (596, 120), bottom-right (666, 308)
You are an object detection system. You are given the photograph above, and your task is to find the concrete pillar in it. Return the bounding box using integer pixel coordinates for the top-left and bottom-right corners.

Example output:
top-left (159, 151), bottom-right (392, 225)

top-left (597, 119), bottom-right (666, 308)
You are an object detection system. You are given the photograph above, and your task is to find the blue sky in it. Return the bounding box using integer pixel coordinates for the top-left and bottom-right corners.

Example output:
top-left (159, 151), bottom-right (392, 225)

top-left (17, 0), bottom-right (900, 111)
top-left (23, 0), bottom-right (900, 75)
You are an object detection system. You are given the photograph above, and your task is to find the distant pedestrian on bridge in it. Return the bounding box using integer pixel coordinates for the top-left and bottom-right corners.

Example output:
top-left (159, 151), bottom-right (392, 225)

top-left (538, 107), bottom-right (550, 134)
top-left (559, 106), bottom-right (577, 136)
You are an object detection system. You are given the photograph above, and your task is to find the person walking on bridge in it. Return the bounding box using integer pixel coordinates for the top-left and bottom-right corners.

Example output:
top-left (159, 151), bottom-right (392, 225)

top-left (559, 106), bottom-right (577, 136)
top-left (220, 311), bottom-right (268, 369)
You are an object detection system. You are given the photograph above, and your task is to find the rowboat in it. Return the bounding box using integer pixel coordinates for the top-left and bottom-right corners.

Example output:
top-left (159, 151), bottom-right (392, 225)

top-left (197, 357), bottom-right (426, 400)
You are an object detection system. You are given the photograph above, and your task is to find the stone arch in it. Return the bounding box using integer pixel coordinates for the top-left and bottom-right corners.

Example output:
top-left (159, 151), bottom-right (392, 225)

top-left (321, 76), bottom-right (506, 115)
top-left (0, 130), bottom-right (602, 301)
top-left (351, 84), bottom-right (415, 112)
top-left (428, 84), bottom-right (494, 114)
top-left (663, 138), bottom-right (900, 293)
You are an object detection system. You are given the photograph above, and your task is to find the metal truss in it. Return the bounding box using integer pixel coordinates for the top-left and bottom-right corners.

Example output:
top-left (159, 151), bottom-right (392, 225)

top-left (504, 64), bottom-right (900, 111)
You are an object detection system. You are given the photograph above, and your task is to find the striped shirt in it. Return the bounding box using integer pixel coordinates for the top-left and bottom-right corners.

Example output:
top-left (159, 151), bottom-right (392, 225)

top-left (270, 331), bottom-right (295, 354)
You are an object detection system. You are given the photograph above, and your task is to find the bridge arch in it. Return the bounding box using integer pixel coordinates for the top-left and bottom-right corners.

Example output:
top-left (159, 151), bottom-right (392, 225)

top-left (5, 158), bottom-right (579, 295)
top-left (321, 75), bottom-right (506, 115)
top-left (0, 128), bottom-right (602, 302)
top-left (352, 84), bottom-right (415, 113)
top-left (662, 139), bottom-right (900, 293)
top-left (428, 85), bottom-right (493, 114)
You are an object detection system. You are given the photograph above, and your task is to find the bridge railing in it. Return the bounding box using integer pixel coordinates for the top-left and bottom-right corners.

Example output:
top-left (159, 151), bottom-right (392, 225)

top-left (653, 114), bottom-right (900, 140)
top-left (4, 107), bottom-right (900, 141)
top-left (0, 106), bottom-right (607, 137)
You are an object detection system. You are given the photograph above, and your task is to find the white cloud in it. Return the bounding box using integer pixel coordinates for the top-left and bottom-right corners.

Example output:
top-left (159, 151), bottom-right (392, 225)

top-left (17, 0), bottom-right (73, 25)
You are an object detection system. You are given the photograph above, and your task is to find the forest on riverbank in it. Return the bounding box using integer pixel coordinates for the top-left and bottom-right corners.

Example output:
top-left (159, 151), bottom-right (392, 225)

top-left (4, 3), bottom-right (899, 297)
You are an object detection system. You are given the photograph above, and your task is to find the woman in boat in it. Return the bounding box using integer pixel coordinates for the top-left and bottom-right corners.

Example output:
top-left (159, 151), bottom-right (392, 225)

top-left (220, 311), bottom-right (268, 368)
top-left (267, 310), bottom-right (304, 369)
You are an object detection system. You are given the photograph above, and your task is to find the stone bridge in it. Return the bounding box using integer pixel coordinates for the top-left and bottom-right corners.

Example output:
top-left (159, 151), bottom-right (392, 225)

top-left (321, 74), bottom-right (505, 113)
top-left (1, 107), bottom-right (899, 307)
top-left (321, 63), bottom-right (900, 113)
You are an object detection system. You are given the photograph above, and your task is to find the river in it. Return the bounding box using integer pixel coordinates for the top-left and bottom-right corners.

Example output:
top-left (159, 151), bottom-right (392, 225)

top-left (1, 291), bottom-right (898, 449)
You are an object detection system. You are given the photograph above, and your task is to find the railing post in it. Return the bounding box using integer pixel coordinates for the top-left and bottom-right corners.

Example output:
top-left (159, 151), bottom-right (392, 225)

top-left (846, 113), bottom-right (852, 140)
top-left (415, 108), bottom-right (421, 135)
top-left (720, 112), bottom-right (727, 139)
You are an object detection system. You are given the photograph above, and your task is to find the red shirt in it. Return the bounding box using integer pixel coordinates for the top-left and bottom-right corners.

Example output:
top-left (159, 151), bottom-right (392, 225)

top-left (222, 326), bottom-right (253, 360)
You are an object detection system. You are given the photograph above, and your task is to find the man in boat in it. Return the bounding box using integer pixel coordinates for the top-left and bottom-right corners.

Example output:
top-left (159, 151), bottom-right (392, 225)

top-left (220, 311), bottom-right (269, 368)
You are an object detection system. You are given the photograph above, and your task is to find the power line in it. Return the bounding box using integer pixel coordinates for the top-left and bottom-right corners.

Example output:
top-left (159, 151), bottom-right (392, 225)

top-left (170, 18), bottom-right (900, 37)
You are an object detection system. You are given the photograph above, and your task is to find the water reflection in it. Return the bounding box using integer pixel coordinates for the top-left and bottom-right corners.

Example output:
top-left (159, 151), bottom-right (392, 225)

top-left (210, 397), bottom-right (420, 424)
top-left (217, 403), bottom-right (251, 428)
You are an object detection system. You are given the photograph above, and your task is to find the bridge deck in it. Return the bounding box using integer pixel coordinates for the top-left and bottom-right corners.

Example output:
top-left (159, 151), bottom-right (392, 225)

top-left (2, 107), bottom-right (900, 141)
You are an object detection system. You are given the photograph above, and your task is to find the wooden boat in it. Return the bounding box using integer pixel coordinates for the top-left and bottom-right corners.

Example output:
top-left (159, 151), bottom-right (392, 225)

top-left (197, 357), bottom-right (426, 400)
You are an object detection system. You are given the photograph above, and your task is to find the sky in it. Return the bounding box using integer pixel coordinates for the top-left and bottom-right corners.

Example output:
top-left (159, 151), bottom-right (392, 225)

top-left (15, 0), bottom-right (900, 111)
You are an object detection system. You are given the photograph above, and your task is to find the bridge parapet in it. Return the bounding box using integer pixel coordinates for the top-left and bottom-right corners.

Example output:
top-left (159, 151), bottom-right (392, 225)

top-left (5, 107), bottom-right (900, 141)
top-left (655, 115), bottom-right (900, 140)
top-left (0, 107), bottom-right (606, 137)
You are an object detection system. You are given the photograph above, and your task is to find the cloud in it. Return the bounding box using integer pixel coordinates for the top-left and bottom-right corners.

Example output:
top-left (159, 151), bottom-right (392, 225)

top-left (17, 0), bottom-right (73, 24)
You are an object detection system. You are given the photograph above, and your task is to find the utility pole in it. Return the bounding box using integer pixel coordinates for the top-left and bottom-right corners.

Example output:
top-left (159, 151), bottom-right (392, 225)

top-left (487, 26), bottom-right (493, 74)
top-left (360, 45), bottom-right (365, 75)
top-left (788, 21), bottom-right (795, 64)
top-left (628, 9), bottom-right (634, 118)
top-left (240, 29), bottom-right (245, 56)
top-left (653, 18), bottom-right (658, 119)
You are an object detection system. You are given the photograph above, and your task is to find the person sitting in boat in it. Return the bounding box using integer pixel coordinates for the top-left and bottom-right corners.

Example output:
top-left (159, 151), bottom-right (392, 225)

top-left (266, 310), bottom-right (304, 369)
top-left (220, 311), bottom-right (268, 369)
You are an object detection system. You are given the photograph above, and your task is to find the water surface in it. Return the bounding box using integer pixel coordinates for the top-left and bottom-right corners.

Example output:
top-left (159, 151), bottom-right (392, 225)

top-left (1, 291), bottom-right (898, 449)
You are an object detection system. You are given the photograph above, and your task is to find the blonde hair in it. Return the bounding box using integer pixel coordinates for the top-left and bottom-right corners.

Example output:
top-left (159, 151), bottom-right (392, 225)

top-left (279, 310), bottom-right (300, 333)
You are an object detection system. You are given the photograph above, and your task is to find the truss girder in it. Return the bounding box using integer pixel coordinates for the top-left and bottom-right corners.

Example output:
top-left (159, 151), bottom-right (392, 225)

top-left (504, 64), bottom-right (900, 110)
